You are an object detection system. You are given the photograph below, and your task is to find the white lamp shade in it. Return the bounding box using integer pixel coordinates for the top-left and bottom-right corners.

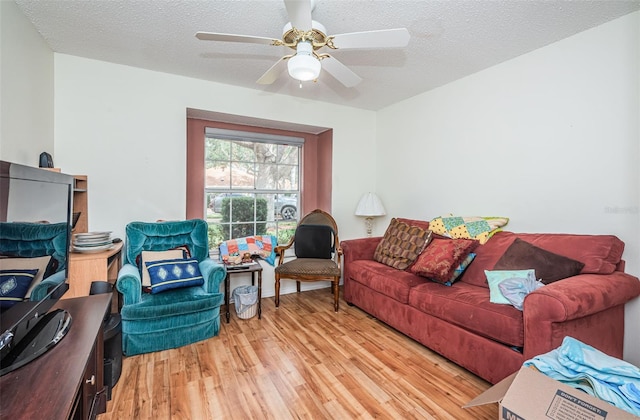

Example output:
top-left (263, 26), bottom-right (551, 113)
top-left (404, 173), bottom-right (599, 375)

top-left (355, 192), bottom-right (386, 217)
top-left (287, 41), bottom-right (321, 81)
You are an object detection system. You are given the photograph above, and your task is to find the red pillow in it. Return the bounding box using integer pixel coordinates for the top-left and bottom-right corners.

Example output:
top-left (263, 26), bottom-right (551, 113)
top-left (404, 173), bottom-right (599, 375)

top-left (410, 238), bottom-right (479, 283)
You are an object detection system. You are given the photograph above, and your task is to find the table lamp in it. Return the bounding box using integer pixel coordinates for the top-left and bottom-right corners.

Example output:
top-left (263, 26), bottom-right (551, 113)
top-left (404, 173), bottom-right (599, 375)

top-left (355, 192), bottom-right (386, 237)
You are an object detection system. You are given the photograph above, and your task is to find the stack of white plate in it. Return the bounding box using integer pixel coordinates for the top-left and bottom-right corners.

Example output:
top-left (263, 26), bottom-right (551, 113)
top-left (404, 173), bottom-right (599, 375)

top-left (72, 231), bottom-right (113, 253)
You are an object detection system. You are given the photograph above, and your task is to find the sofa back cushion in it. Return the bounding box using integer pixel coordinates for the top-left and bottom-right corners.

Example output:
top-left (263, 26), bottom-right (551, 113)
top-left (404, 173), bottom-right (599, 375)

top-left (395, 218), bottom-right (430, 231)
top-left (459, 231), bottom-right (625, 288)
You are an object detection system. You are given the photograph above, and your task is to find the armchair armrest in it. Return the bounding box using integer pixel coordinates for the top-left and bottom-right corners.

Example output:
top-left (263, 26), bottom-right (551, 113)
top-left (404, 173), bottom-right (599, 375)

top-left (275, 238), bottom-right (294, 265)
top-left (523, 271), bottom-right (640, 358)
top-left (30, 271), bottom-right (66, 301)
top-left (116, 263), bottom-right (142, 306)
top-left (199, 258), bottom-right (226, 293)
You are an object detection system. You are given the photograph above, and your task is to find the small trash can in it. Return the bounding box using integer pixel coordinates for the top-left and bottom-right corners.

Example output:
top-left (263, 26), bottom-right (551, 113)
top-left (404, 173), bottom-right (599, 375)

top-left (232, 285), bottom-right (258, 319)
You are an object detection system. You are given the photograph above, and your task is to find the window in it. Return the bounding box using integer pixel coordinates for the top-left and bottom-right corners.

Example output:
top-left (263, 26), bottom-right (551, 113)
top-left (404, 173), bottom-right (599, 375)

top-left (186, 115), bottom-right (333, 254)
top-left (204, 128), bottom-right (302, 247)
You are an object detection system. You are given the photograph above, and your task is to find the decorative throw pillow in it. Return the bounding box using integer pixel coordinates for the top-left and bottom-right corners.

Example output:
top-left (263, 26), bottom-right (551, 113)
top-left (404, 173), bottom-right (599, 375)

top-left (493, 238), bottom-right (585, 284)
top-left (145, 258), bottom-right (204, 294)
top-left (139, 249), bottom-right (187, 287)
top-left (443, 252), bottom-right (477, 286)
top-left (374, 218), bottom-right (433, 270)
top-left (0, 269), bottom-right (39, 309)
top-left (485, 269), bottom-right (536, 304)
top-left (409, 237), bottom-right (478, 283)
top-left (294, 224), bottom-right (334, 259)
top-left (498, 276), bottom-right (545, 311)
top-left (429, 216), bottom-right (509, 244)
top-left (0, 256), bottom-right (53, 298)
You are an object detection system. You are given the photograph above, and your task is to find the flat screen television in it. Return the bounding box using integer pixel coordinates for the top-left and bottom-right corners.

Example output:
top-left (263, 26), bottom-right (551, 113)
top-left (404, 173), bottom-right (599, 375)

top-left (0, 160), bottom-right (74, 376)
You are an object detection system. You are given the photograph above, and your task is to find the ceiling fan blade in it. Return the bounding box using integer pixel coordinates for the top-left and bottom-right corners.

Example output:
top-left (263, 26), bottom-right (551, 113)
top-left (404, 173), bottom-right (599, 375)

top-left (284, 0), bottom-right (312, 30)
top-left (256, 57), bottom-right (289, 85)
top-left (330, 28), bottom-right (410, 50)
top-left (321, 55), bottom-right (362, 88)
top-left (195, 32), bottom-right (280, 46)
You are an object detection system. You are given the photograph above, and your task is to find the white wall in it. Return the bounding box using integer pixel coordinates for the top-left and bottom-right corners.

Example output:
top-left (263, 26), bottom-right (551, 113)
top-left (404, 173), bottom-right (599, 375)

top-left (0, 1), bottom-right (54, 165)
top-left (377, 12), bottom-right (640, 364)
top-left (53, 54), bottom-right (377, 298)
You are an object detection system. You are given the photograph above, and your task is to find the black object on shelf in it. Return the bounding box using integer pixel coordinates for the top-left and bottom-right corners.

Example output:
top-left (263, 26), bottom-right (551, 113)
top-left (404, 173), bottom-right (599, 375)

top-left (89, 281), bottom-right (122, 400)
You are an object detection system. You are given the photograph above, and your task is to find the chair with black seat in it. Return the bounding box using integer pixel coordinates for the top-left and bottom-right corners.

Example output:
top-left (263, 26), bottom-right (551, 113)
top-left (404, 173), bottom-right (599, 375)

top-left (274, 209), bottom-right (342, 312)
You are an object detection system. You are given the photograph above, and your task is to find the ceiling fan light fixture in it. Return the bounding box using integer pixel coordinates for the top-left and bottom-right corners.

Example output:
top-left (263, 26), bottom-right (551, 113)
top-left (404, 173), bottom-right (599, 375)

top-left (287, 41), bottom-right (321, 82)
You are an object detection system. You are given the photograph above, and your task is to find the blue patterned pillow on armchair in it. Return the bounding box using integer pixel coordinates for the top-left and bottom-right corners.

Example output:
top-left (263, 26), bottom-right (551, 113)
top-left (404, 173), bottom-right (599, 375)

top-left (145, 258), bottom-right (204, 294)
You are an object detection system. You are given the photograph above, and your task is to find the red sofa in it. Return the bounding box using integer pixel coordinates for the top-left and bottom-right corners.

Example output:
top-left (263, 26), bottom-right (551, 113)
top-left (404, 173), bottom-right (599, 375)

top-left (341, 221), bottom-right (640, 384)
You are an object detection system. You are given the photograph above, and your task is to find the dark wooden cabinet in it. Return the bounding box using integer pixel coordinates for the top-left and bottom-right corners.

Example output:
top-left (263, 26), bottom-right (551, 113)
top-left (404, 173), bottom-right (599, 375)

top-left (0, 294), bottom-right (111, 420)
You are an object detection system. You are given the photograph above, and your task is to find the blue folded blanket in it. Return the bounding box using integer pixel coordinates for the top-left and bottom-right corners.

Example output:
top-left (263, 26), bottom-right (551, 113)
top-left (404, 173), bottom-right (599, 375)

top-left (523, 336), bottom-right (640, 416)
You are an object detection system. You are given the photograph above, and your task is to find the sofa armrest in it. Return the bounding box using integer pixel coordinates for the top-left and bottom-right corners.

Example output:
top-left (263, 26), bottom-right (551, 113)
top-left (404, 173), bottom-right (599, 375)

top-left (199, 258), bottom-right (226, 293)
top-left (523, 271), bottom-right (640, 358)
top-left (116, 263), bottom-right (142, 306)
top-left (341, 237), bottom-right (382, 263)
top-left (341, 237), bottom-right (383, 303)
top-left (30, 271), bottom-right (66, 301)
top-left (524, 272), bottom-right (640, 322)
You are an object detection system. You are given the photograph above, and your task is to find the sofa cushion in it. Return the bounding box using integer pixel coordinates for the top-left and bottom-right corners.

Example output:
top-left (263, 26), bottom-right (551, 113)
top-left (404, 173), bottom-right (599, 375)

top-left (459, 231), bottom-right (625, 288)
top-left (396, 218), bottom-right (430, 231)
top-left (373, 218), bottom-right (432, 270)
top-left (347, 260), bottom-right (427, 304)
top-left (408, 281), bottom-right (524, 348)
top-left (493, 238), bottom-right (585, 284)
top-left (409, 238), bottom-right (478, 284)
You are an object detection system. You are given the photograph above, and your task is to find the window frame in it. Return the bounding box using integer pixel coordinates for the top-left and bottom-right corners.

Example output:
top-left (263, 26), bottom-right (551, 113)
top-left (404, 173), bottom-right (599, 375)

top-left (186, 117), bottom-right (333, 252)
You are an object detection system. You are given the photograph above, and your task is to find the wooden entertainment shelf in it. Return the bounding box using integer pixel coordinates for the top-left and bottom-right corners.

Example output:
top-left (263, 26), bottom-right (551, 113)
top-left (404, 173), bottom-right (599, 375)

top-left (0, 294), bottom-right (111, 420)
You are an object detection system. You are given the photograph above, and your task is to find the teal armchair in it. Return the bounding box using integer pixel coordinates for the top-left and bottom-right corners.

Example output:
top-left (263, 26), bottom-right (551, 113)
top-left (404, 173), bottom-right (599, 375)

top-left (116, 219), bottom-right (225, 356)
top-left (0, 222), bottom-right (68, 301)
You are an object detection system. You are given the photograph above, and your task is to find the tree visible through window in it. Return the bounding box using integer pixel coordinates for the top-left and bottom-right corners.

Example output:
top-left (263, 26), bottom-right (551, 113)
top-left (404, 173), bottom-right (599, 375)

top-left (205, 129), bottom-right (301, 249)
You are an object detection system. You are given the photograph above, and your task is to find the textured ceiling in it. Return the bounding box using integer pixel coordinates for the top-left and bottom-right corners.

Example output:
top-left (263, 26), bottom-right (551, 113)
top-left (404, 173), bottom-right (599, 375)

top-left (15, 0), bottom-right (640, 111)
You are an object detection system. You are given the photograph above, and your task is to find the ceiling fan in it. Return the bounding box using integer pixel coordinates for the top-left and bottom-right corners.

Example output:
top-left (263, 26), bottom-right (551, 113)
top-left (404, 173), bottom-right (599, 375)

top-left (195, 0), bottom-right (410, 88)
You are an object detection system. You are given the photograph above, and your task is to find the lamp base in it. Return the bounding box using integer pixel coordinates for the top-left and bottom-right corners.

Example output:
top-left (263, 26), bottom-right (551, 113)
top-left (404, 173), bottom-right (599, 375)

top-left (364, 217), bottom-right (374, 237)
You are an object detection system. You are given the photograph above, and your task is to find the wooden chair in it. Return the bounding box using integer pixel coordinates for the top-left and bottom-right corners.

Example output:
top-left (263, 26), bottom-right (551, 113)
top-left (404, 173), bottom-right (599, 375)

top-left (274, 209), bottom-right (342, 312)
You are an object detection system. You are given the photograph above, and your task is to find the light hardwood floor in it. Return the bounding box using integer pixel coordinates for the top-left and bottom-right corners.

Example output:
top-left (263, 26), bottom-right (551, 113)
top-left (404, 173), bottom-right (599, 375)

top-left (99, 288), bottom-right (498, 419)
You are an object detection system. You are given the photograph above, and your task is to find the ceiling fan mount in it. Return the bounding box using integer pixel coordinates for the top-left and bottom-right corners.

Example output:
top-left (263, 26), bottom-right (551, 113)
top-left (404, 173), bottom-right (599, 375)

top-left (281, 21), bottom-right (330, 51)
top-left (195, 0), bottom-right (410, 87)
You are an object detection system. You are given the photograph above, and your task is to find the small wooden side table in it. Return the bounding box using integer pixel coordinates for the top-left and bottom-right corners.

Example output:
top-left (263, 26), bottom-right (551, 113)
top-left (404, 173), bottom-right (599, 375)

top-left (224, 260), bottom-right (263, 323)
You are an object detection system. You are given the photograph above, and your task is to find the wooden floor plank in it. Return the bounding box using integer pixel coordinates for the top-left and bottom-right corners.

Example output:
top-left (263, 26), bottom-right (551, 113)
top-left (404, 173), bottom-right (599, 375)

top-left (99, 288), bottom-right (498, 419)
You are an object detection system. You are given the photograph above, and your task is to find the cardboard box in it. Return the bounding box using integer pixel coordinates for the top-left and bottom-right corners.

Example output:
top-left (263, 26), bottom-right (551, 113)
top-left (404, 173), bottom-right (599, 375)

top-left (464, 366), bottom-right (638, 419)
